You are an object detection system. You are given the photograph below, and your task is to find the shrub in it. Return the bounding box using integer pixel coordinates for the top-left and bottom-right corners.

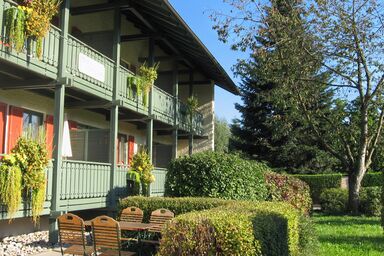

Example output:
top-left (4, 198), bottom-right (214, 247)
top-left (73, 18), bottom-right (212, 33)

top-left (158, 209), bottom-right (260, 256)
top-left (362, 172), bottom-right (383, 187)
top-left (265, 173), bottom-right (312, 214)
top-left (359, 187), bottom-right (382, 217)
top-left (320, 187), bottom-right (382, 216)
top-left (293, 174), bottom-right (342, 203)
top-left (158, 201), bottom-right (305, 256)
top-left (320, 188), bottom-right (348, 214)
top-left (165, 152), bottom-right (269, 201)
top-left (381, 173), bottom-right (384, 228)
top-left (118, 196), bottom-right (230, 222)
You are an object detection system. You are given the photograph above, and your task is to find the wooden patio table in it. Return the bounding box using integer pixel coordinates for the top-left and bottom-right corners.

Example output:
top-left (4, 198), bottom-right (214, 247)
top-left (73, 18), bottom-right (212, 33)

top-left (85, 220), bottom-right (156, 256)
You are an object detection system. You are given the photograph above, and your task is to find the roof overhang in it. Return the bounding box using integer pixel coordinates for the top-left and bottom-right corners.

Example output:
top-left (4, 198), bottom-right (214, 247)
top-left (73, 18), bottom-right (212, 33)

top-left (128, 0), bottom-right (240, 95)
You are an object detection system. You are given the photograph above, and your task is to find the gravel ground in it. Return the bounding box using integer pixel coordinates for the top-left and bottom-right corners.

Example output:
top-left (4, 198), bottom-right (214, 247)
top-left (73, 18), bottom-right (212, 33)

top-left (0, 231), bottom-right (56, 256)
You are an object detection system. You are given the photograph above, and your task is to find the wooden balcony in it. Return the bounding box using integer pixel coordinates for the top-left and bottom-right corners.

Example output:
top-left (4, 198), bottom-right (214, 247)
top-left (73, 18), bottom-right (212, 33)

top-left (0, 0), bottom-right (204, 135)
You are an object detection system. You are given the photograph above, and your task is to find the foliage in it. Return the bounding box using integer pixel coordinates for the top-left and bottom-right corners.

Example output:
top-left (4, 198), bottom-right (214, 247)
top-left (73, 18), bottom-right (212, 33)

top-left (129, 150), bottom-right (154, 187)
top-left (314, 214), bottom-right (384, 256)
top-left (157, 200), bottom-right (309, 256)
top-left (321, 187), bottom-right (382, 216)
top-left (320, 188), bottom-right (348, 215)
top-left (165, 152), bottom-right (269, 201)
top-left (293, 174), bottom-right (343, 203)
top-left (0, 155), bottom-right (23, 220)
top-left (265, 172), bottom-right (312, 214)
top-left (362, 172), bottom-right (383, 187)
top-left (230, 77), bottom-right (339, 174)
top-left (4, 0), bottom-right (60, 58)
top-left (211, 0), bottom-right (384, 214)
top-left (381, 172), bottom-right (384, 228)
top-left (5, 6), bottom-right (26, 52)
top-left (11, 130), bottom-right (48, 224)
top-left (118, 196), bottom-right (230, 222)
top-left (214, 116), bottom-right (231, 153)
top-left (137, 62), bottom-right (159, 106)
top-left (158, 209), bottom-right (260, 256)
top-left (186, 95), bottom-right (199, 131)
top-left (359, 187), bottom-right (382, 217)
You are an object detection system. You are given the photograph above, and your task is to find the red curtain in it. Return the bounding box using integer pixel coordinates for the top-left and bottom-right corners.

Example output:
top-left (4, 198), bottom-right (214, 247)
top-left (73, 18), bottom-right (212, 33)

top-left (128, 135), bottom-right (135, 165)
top-left (45, 115), bottom-right (54, 159)
top-left (0, 103), bottom-right (7, 154)
top-left (7, 106), bottom-right (24, 152)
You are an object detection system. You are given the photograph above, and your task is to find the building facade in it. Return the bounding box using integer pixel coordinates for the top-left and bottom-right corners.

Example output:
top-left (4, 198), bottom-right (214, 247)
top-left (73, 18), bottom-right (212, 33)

top-left (0, 0), bottom-right (238, 239)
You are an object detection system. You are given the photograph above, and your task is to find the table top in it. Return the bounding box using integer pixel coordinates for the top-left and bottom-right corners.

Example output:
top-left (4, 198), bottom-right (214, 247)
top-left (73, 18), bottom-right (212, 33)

top-left (84, 221), bottom-right (155, 231)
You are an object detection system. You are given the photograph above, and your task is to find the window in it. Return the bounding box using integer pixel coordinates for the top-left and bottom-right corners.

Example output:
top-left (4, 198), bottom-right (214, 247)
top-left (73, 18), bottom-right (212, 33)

top-left (22, 110), bottom-right (43, 139)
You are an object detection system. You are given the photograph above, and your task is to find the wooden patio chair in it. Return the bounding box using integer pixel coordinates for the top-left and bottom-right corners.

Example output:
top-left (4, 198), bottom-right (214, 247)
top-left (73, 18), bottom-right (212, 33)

top-left (91, 215), bottom-right (136, 256)
top-left (57, 213), bottom-right (94, 256)
top-left (120, 207), bottom-right (144, 223)
top-left (120, 207), bottom-right (144, 243)
top-left (143, 208), bottom-right (175, 245)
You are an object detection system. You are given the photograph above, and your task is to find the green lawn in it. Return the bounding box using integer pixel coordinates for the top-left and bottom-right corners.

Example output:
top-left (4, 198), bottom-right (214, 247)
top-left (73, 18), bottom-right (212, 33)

top-left (313, 214), bottom-right (384, 256)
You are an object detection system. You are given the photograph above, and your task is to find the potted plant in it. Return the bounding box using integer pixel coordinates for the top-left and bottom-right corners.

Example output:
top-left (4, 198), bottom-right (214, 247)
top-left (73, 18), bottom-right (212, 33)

top-left (186, 95), bottom-right (198, 132)
top-left (127, 150), bottom-right (155, 196)
top-left (137, 62), bottom-right (160, 107)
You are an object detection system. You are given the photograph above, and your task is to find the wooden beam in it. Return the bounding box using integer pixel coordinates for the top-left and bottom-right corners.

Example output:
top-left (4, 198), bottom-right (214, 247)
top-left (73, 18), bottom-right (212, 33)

top-left (120, 118), bottom-right (149, 123)
top-left (71, 3), bottom-right (114, 15)
top-left (121, 34), bottom-right (154, 42)
top-left (179, 80), bottom-right (212, 86)
top-left (0, 80), bottom-right (58, 89)
top-left (138, 55), bottom-right (182, 63)
top-left (158, 70), bottom-right (194, 75)
top-left (66, 100), bottom-right (111, 109)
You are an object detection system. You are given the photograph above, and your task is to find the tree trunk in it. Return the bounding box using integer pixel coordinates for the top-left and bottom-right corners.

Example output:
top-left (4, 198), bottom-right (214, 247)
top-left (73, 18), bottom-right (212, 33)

top-left (348, 167), bottom-right (365, 215)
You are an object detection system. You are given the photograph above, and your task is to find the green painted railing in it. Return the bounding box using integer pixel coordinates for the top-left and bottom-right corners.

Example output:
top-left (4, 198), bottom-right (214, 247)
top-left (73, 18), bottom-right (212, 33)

top-left (177, 101), bottom-right (204, 136)
top-left (60, 160), bottom-right (111, 200)
top-left (118, 66), bottom-right (147, 114)
top-left (153, 86), bottom-right (175, 124)
top-left (116, 164), bottom-right (129, 197)
top-left (149, 168), bottom-right (168, 197)
top-left (66, 34), bottom-right (115, 100)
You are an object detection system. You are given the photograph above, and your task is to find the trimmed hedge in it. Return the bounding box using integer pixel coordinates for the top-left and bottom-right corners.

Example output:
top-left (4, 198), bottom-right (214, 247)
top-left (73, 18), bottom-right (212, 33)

top-left (265, 173), bottom-right (312, 214)
top-left (118, 196), bottom-right (230, 222)
top-left (381, 172), bottom-right (384, 228)
top-left (320, 187), bottom-right (382, 216)
top-left (165, 152), bottom-right (269, 201)
top-left (119, 197), bottom-right (315, 256)
top-left (319, 188), bottom-right (348, 214)
top-left (362, 172), bottom-right (383, 187)
top-left (293, 174), bottom-right (343, 203)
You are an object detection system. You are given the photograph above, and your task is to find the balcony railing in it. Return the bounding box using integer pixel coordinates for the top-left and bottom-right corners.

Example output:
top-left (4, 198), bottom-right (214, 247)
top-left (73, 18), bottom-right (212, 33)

top-left (0, 0), bottom-right (204, 134)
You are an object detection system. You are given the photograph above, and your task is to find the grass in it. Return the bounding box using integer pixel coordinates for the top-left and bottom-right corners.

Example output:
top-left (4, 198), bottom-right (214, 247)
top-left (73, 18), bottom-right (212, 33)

top-left (313, 214), bottom-right (384, 256)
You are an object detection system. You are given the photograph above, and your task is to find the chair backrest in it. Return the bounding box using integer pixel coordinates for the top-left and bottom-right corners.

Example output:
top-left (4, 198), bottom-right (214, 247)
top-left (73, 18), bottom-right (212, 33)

top-left (149, 208), bottom-right (175, 233)
top-left (57, 213), bottom-right (86, 246)
top-left (120, 206), bottom-right (144, 223)
top-left (91, 215), bottom-right (121, 251)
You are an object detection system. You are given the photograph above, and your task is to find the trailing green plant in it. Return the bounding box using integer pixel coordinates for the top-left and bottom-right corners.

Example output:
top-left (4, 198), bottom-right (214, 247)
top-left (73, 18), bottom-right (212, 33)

top-left (265, 172), bottom-right (312, 215)
top-left (137, 62), bottom-right (160, 106)
top-left (165, 152), bottom-right (269, 201)
top-left (11, 129), bottom-right (49, 224)
top-left (0, 155), bottom-right (23, 220)
top-left (4, 6), bottom-right (26, 52)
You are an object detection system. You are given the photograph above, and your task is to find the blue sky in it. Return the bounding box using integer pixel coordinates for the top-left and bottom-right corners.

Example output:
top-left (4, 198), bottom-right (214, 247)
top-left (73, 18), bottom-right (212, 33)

top-left (169, 0), bottom-right (247, 122)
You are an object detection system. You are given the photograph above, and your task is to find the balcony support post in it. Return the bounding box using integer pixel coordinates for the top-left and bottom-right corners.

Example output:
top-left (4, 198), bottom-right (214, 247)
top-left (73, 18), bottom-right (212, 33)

top-left (109, 4), bottom-right (121, 209)
top-left (147, 38), bottom-right (155, 162)
top-left (188, 71), bottom-right (194, 156)
top-left (49, 0), bottom-right (70, 243)
top-left (172, 61), bottom-right (179, 159)
top-left (0, 0), bottom-right (4, 33)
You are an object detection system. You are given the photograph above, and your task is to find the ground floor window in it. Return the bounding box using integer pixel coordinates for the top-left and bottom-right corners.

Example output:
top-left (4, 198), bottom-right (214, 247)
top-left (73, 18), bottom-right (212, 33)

top-left (22, 110), bottom-right (43, 139)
